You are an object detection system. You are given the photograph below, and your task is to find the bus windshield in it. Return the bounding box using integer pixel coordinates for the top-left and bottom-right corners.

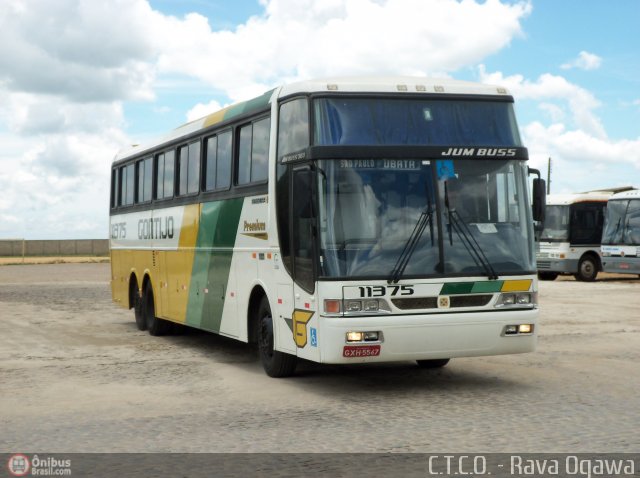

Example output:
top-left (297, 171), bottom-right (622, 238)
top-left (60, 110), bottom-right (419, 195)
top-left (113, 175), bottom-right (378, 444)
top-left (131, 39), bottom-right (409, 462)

top-left (314, 97), bottom-right (522, 146)
top-left (316, 159), bottom-right (535, 278)
top-left (540, 205), bottom-right (570, 241)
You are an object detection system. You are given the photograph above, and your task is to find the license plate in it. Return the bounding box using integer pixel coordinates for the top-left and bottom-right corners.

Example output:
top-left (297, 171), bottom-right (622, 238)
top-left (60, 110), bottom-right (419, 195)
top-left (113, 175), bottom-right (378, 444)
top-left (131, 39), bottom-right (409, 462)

top-left (343, 345), bottom-right (381, 358)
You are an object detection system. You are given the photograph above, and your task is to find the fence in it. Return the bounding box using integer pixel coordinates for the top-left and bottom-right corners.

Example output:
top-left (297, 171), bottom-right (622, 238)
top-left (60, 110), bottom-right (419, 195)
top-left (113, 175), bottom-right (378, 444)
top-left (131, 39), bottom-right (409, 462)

top-left (0, 239), bottom-right (109, 257)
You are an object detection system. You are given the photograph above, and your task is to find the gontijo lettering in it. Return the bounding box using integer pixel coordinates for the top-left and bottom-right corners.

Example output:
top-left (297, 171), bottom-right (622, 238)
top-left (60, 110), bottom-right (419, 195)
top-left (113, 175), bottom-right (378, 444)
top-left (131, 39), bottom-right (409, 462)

top-left (138, 216), bottom-right (174, 240)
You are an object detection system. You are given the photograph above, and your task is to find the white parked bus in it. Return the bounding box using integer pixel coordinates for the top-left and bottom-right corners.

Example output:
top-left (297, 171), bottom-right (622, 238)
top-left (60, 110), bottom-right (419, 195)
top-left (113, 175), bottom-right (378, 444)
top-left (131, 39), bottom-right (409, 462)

top-left (601, 189), bottom-right (640, 276)
top-left (110, 76), bottom-right (545, 377)
top-left (536, 192), bottom-right (612, 281)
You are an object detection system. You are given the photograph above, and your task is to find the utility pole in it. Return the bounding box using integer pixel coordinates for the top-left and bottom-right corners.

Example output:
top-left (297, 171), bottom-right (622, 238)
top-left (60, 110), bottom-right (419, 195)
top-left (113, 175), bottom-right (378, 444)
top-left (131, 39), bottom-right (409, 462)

top-left (546, 157), bottom-right (552, 194)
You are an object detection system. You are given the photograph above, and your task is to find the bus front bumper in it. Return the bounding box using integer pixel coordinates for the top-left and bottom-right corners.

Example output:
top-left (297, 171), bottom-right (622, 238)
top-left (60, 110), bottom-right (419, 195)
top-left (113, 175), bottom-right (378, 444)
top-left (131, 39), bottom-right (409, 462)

top-left (318, 309), bottom-right (538, 364)
top-left (536, 259), bottom-right (578, 274)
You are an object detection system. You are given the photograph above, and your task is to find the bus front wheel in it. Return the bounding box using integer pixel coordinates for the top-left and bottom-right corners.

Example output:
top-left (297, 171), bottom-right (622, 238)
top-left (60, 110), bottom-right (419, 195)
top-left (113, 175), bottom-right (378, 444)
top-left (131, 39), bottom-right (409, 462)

top-left (416, 358), bottom-right (450, 369)
top-left (257, 297), bottom-right (297, 378)
top-left (575, 256), bottom-right (598, 282)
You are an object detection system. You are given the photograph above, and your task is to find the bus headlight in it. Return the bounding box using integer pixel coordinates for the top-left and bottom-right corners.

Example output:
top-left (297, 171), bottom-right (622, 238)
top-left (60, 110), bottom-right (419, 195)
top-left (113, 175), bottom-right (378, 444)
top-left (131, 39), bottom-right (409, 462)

top-left (324, 298), bottom-right (391, 316)
top-left (495, 292), bottom-right (537, 308)
top-left (345, 300), bottom-right (362, 312)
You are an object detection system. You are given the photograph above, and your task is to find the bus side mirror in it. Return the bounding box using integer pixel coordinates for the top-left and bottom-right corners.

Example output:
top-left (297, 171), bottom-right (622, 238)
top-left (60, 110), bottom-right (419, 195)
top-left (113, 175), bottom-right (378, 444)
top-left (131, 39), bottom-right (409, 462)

top-left (532, 178), bottom-right (546, 223)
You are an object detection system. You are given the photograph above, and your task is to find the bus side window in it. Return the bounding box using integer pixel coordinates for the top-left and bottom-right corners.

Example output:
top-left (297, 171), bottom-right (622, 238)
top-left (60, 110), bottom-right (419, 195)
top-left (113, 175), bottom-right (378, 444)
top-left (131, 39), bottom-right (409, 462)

top-left (120, 163), bottom-right (134, 206)
top-left (178, 141), bottom-right (200, 195)
top-left (238, 117), bottom-right (270, 186)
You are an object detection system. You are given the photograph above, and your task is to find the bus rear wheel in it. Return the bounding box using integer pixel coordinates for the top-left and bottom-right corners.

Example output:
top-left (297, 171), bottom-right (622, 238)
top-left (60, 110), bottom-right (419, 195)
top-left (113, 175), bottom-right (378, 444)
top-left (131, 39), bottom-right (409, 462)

top-left (257, 297), bottom-right (297, 378)
top-left (143, 282), bottom-right (170, 336)
top-left (537, 271), bottom-right (558, 281)
top-left (416, 358), bottom-right (450, 369)
top-left (133, 288), bottom-right (146, 331)
top-left (575, 256), bottom-right (598, 282)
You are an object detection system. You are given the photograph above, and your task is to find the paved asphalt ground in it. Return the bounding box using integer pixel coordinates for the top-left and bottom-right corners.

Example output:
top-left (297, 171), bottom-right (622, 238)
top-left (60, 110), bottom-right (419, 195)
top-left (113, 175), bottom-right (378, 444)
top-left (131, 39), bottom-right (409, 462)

top-left (1, 263), bottom-right (639, 455)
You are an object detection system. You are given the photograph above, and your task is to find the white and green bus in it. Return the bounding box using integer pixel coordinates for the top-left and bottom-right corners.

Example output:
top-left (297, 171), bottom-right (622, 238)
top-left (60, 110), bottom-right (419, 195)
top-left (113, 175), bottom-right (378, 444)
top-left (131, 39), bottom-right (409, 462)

top-left (110, 77), bottom-right (546, 377)
top-left (536, 192), bottom-right (612, 282)
top-left (601, 189), bottom-right (640, 276)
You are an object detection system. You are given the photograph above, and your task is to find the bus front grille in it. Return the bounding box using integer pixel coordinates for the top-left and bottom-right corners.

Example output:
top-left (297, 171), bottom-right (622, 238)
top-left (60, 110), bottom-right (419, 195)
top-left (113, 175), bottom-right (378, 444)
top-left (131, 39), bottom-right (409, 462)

top-left (391, 294), bottom-right (493, 310)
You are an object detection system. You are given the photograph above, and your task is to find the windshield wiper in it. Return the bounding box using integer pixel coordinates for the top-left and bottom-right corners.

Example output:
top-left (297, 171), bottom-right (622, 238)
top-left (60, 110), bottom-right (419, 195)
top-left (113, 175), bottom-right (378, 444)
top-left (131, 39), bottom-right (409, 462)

top-left (444, 181), bottom-right (498, 280)
top-left (388, 201), bottom-right (435, 284)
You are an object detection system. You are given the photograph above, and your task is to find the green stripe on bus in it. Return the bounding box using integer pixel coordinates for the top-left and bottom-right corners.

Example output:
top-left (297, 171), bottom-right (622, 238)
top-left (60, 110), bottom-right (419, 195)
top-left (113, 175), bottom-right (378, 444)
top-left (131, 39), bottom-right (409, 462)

top-left (440, 282), bottom-right (474, 295)
top-left (470, 281), bottom-right (504, 293)
top-left (441, 281), bottom-right (503, 295)
top-left (186, 198), bottom-right (244, 331)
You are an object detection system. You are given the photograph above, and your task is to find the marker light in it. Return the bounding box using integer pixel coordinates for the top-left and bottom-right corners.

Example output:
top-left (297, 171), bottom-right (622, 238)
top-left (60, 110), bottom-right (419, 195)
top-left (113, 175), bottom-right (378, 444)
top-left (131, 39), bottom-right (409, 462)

top-left (324, 299), bottom-right (341, 314)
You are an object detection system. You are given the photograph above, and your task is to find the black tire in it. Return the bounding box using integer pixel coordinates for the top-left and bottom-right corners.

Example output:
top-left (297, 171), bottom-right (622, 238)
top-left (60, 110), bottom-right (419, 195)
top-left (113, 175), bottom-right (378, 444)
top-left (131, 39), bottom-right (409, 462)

top-left (143, 282), bottom-right (170, 336)
top-left (416, 358), bottom-right (450, 369)
top-left (575, 256), bottom-right (598, 282)
top-left (257, 297), bottom-right (297, 378)
top-left (537, 271), bottom-right (559, 281)
top-left (133, 288), bottom-right (146, 331)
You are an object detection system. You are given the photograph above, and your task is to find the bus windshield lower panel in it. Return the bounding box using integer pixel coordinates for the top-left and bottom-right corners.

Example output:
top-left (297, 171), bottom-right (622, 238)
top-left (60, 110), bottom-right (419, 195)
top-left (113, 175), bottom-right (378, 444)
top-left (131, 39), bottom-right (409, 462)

top-left (316, 159), bottom-right (535, 279)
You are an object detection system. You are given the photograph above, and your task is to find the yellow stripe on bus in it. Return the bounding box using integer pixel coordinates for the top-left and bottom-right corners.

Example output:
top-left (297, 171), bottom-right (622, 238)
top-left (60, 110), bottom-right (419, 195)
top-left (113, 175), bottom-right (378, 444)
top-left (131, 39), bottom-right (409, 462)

top-left (501, 279), bottom-right (532, 292)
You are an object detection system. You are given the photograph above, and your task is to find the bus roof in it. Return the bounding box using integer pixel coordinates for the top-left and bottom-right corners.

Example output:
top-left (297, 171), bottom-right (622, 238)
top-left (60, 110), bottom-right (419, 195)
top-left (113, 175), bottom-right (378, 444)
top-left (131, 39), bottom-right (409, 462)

top-left (546, 192), bottom-right (615, 205)
top-left (607, 189), bottom-right (640, 201)
top-left (113, 76), bottom-right (513, 164)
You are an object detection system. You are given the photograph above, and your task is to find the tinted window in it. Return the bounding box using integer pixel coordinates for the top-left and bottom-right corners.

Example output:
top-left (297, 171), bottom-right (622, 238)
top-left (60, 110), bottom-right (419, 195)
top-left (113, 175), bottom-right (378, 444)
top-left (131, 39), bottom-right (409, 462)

top-left (136, 157), bottom-right (152, 203)
top-left (111, 169), bottom-right (118, 208)
top-left (216, 130), bottom-right (232, 189)
top-left (204, 131), bottom-right (232, 191)
top-left (627, 200), bottom-right (640, 244)
top-left (163, 151), bottom-right (175, 198)
top-left (238, 126), bottom-right (252, 185)
top-left (278, 98), bottom-right (309, 160)
top-left (188, 141), bottom-right (200, 194)
top-left (178, 141), bottom-right (200, 195)
top-left (119, 163), bottom-right (135, 206)
top-left (238, 118), bottom-right (271, 186)
top-left (570, 202), bottom-right (605, 245)
top-left (252, 117), bottom-right (270, 182)
top-left (156, 151), bottom-right (175, 199)
top-left (314, 98), bottom-right (522, 146)
top-left (205, 136), bottom-right (218, 191)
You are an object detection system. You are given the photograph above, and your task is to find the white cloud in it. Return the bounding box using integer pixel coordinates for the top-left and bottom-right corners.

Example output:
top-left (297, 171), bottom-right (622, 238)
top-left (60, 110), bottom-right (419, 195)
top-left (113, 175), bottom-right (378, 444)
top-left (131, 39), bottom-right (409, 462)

top-left (148, 0), bottom-right (532, 102)
top-left (561, 51), bottom-right (602, 71)
top-left (523, 122), bottom-right (640, 193)
top-left (478, 66), bottom-right (606, 138)
top-left (0, 0), bottom-right (158, 102)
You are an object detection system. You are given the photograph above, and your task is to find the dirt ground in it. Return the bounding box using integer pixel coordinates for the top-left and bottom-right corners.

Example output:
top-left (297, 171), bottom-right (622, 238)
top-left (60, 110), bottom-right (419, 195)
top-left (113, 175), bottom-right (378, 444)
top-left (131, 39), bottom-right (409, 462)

top-left (0, 263), bottom-right (639, 453)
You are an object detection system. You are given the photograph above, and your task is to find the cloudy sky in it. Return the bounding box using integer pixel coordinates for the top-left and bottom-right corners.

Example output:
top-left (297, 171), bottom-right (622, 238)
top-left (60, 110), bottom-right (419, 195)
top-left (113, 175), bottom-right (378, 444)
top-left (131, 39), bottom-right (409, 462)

top-left (1, 0), bottom-right (639, 239)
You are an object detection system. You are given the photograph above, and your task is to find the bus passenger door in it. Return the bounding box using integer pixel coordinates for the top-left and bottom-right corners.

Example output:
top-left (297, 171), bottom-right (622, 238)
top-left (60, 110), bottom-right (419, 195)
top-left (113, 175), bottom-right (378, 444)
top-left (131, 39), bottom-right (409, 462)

top-left (290, 166), bottom-right (320, 362)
